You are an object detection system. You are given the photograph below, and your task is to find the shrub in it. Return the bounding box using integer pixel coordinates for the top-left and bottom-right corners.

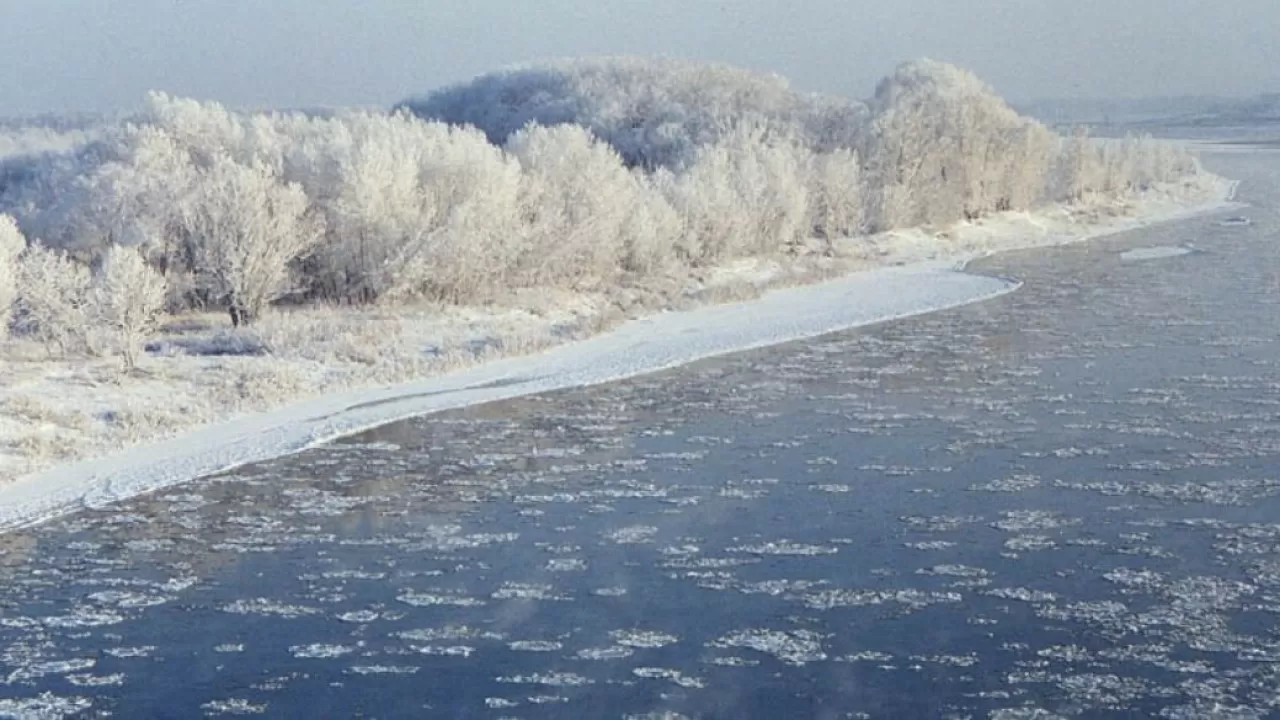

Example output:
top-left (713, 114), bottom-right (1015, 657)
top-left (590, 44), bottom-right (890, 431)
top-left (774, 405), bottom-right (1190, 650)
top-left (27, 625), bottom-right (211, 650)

top-left (14, 243), bottom-right (97, 356)
top-left (95, 244), bottom-right (169, 369)
top-left (660, 121), bottom-right (810, 264)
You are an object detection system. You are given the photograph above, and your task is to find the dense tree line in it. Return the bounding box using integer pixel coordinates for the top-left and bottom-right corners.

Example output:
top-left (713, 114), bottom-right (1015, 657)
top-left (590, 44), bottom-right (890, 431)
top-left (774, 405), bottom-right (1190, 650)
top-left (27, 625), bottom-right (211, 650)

top-left (0, 58), bottom-right (1202, 363)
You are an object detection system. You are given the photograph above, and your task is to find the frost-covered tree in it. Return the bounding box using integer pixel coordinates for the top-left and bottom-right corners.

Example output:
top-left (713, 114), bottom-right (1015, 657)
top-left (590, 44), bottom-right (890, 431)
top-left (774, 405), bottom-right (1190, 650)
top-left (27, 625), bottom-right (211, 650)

top-left (182, 155), bottom-right (319, 325)
top-left (861, 59), bottom-right (1058, 229)
top-left (660, 121), bottom-right (809, 263)
top-left (400, 57), bottom-right (868, 170)
top-left (320, 114), bottom-right (522, 303)
top-left (616, 172), bottom-right (685, 276)
top-left (94, 244), bottom-right (168, 370)
top-left (999, 125), bottom-right (1058, 211)
top-left (507, 123), bottom-right (650, 288)
top-left (140, 92), bottom-right (252, 168)
top-left (0, 214), bottom-right (25, 334)
top-left (807, 149), bottom-right (866, 247)
top-left (1055, 127), bottom-right (1103, 203)
top-left (14, 243), bottom-right (97, 356)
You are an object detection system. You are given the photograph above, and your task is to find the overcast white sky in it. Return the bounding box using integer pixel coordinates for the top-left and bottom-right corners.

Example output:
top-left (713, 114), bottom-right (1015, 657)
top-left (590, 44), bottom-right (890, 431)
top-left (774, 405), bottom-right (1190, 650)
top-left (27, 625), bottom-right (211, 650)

top-left (2, 0), bottom-right (1277, 116)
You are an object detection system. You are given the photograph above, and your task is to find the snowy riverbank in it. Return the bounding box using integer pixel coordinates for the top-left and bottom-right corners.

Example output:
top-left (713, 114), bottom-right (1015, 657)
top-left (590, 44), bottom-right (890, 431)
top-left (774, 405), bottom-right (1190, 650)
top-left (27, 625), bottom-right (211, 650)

top-left (0, 172), bottom-right (1239, 531)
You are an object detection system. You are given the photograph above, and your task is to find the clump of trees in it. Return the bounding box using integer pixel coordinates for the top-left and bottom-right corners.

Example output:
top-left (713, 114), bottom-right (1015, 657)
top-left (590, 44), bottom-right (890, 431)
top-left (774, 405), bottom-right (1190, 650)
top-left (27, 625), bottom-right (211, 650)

top-left (860, 60), bottom-right (1062, 230)
top-left (1, 219), bottom-right (166, 369)
top-left (0, 58), bottom-right (1204, 365)
top-left (398, 56), bottom-right (869, 171)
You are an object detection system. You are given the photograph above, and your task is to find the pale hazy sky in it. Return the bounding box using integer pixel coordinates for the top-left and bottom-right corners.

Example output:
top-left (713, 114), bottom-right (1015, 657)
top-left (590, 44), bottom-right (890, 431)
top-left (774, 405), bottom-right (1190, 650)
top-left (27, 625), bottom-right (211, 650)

top-left (2, 0), bottom-right (1278, 116)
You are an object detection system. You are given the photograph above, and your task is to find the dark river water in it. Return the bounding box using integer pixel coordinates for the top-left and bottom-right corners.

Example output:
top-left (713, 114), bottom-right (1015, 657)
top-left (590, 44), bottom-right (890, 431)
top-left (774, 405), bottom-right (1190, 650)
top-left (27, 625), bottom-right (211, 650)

top-left (2, 151), bottom-right (1279, 719)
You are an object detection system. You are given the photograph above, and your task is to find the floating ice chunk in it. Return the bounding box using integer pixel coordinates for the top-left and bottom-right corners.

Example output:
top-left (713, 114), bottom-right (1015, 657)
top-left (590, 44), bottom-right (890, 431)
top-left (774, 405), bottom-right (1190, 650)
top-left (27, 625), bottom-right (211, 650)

top-left (395, 626), bottom-right (504, 642)
top-left (86, 590), bottom-right (172, 608)
top-left (495, 672), bottom-right (593, 687)
top-left (983, 588), bottom-right (1057, 603)
top-left (610, 630), bottom-right (679, 649)
top-left (709, 628), bottom-right (826, 666)
top-left (66, 673), bottom-right (126, 687)
top-left (336, 610), bottom-right (380, 623)
top-left (6, 658), bottom-right (96, 684)
top-left (411, 645), bottom-right (475, 657)
top-left (992, 510), bottom-right (1081, 532)
top-left (289, 644), bottom-right (356, 659)
top-left (575, 646), bottom-right (635, 660)
top-left (397, 591), bottom-right (487, 607)
top-left (707, 655), bottom-right (760, 667)
top-left (200, 698), bottom-right (268, 715)
top-left (632, 667), bottom-right (706, 688)
top-left (508, 641), bottom-right (563, 652)
top-left (545, 558), bottom-right (587, 572)
top-left (221, 599), bottom-right (320, 618)
top-left (727, 541), bottom-right (838, 556)
top-left (1119, 245), bottom-right (1195, 261)
top-left (904, 540), bottom-right (957, 550)
top-left (347, 666), bottom-right (420, 675)
top-left (605, 526), bottom-right (659, 544)
top-left (0, 693), bottom-right (93, 718)
top-left (803, 588), bottom-right (962, 610)
top-left (492, 583), bottom-right (566, 601)
top-left (916, 564), bottom-right (990, 578)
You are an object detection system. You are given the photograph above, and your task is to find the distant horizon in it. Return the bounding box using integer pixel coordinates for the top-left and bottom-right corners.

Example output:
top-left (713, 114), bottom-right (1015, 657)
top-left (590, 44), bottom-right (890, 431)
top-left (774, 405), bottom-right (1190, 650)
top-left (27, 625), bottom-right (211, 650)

top-left (1, 61), bottom-right (1276, 123)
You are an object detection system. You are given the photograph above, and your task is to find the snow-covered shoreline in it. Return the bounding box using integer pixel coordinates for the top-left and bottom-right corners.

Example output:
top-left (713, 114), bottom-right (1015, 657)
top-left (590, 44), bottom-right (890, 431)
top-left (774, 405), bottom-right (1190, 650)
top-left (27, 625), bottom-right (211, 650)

top-left (0, 174), bottom-right (1241, 532)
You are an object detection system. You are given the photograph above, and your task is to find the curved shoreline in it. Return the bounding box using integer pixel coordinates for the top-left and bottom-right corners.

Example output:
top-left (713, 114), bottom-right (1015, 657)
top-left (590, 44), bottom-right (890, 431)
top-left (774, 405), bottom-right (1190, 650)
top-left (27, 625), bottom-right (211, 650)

top-left (0, 182), bottom-right (1242, 533)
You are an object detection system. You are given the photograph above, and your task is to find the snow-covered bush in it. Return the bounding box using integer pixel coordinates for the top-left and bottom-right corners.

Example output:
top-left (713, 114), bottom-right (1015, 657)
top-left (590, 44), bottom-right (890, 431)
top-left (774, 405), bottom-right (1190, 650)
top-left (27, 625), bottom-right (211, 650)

top-left (14, 243), bottom-right (97, 356)
top-left (861, 59), bottom-right (1057, 230)
top-left (659, 121), bottom-right (810, 264)
top-left (0, 214), bottom-right (24, 333)
top-left (1054, 127), bottom-right (1101, 203)
top-left (1105, 134), bottom-right (1201, 192)
top-left (507, 123), bottom-right (660, 288)
top-left (95, 244), bottom-right (168, 369)
top-left (616, 173), bottom-right (685, 276)
top-left (1051, 131), bottom-right (1198, 203)
top-left (1001, 124), bottom-right (1059, 211)
top-left (807, 148), bottom-right (866, 244)
top-left (318, 114), bottom-right (522, 303)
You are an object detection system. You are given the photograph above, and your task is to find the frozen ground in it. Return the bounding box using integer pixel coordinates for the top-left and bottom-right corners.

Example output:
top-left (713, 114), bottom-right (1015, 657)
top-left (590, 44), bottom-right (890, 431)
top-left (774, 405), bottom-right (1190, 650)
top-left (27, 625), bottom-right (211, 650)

top-left (0, 172), bottom-right (1237, 531)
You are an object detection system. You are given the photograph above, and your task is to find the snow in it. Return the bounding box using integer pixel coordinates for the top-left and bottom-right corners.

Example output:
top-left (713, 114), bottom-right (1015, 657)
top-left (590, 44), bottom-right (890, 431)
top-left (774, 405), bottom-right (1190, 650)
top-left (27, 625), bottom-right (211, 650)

top-left (0, 174), bottom-right (1239, 532)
